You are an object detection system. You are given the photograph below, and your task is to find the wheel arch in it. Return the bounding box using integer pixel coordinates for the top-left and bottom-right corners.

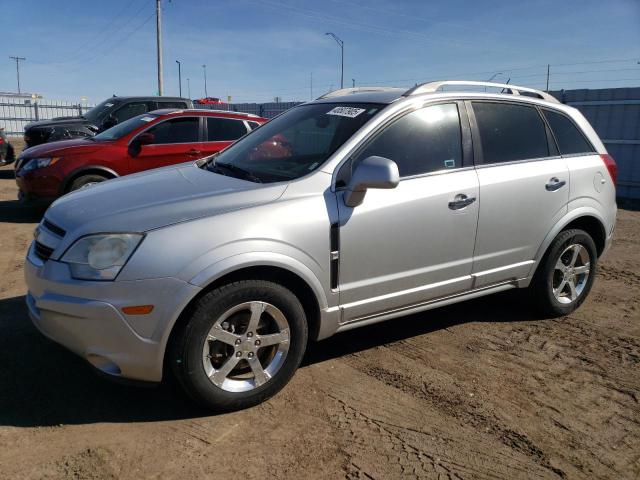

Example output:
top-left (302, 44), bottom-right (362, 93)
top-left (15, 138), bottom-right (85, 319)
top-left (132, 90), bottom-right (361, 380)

top-left (530, 208), bottom-right (608, 280)
top-left (162, 262), bottom-right (326, 380)
top-left (60, 166), bottom-right (119, 194)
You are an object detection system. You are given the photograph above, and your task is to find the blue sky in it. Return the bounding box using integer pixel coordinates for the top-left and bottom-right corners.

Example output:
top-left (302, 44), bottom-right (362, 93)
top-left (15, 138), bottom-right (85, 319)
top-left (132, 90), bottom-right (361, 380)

top-left (2, 0), bottom-right (639, 103)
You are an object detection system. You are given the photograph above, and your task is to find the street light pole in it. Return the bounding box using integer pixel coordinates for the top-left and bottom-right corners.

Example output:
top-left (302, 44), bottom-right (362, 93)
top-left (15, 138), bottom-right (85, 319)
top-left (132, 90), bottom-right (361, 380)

top-left (202, 64), bottom-right (208, 97)
top-left (156, 0), bottom-right (163, 96)
top-left (9, 56), bottom-right (26, 94)
top-left (325, 32), bottom-right (344, 89)
top-left (175, 60), bottom-right (182, 97)
top-left (187, 78), bottom-right (191, 99)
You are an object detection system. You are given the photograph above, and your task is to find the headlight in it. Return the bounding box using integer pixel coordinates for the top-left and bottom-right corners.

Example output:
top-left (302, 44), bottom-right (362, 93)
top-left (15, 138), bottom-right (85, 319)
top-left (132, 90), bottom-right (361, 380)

top-left (20, 157), bottom-right (60, 173)
top-left (60, 233), bottom-right (143, 281)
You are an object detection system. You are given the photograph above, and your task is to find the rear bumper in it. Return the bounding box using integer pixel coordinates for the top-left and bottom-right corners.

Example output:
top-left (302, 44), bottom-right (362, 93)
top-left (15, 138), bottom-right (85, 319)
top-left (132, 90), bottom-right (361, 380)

top-left (25, 245), bottom-right (201, 382)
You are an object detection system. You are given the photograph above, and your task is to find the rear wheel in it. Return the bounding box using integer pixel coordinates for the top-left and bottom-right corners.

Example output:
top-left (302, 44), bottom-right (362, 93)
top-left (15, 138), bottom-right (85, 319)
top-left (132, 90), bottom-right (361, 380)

top-left (68, 173), bottom-right (108, 192)
top-left (532, 228), bottom-right (597, 317)
top-left (169, 280), bottom-right (308, 411)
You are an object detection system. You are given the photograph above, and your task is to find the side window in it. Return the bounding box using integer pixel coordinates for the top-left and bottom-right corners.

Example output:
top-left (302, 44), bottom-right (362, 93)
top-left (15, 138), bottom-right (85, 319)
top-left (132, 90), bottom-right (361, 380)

top-left (472, 102), bottom-right (549, 163)
top-left (543, 109), bottom-right (594, 155)
top-left (248, 121), bottom-right (261, 130)
top-left (353, 103), bottom-right (462, 177)
top-left (207, 117), bottom-right (248, 141)
top-left (157, 101), bottom-right (188, 109)
top-left (113, 102), bottom-right (148, 124)
top-left (144, 117), bottom-right (199, 144)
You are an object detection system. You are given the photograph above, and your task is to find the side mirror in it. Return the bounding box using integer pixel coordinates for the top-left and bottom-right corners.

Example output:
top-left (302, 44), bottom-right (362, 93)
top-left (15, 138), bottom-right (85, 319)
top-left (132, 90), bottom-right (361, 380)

top-left (344, 156), bottom-right (399, 207)
top-left (102, 115), bottom-right (117, 130)
top-left (128, 132), bottom-right (155, 156)
top-left (136, 132), bottom-right (155, 146)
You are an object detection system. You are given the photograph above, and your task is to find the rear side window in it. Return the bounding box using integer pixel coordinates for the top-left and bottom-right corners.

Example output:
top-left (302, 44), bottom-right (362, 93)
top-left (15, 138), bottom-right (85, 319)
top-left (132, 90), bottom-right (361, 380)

top-left (207, 117), bottom-right (248, 141)
top-left (113, 102), bottom-right (148, 123)
top-left (354, 103), bottom-right (462, 177)
top-left (145, 117), bottom-right (200, 144)
top-left (473, 102), bottom-right (549, 163)
top-left (157, 101), bottom-right (188, 109)
top-left (248, 121), bottom-right (261, 130)
top-left (543, 110), bottom-right (594, 155)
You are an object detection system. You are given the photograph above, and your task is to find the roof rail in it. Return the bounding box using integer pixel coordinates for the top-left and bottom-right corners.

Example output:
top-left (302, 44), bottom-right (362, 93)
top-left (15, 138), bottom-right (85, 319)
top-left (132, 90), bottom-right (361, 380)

top-left (403, 81), bottom-right (559, 103)
top-left (317, 86), bottom-right (401, 100)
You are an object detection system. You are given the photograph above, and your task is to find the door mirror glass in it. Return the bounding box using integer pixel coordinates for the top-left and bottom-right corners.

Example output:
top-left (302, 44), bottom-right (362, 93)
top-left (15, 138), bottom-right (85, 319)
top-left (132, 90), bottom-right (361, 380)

top-left (344, 155), bottom-right (399, 207)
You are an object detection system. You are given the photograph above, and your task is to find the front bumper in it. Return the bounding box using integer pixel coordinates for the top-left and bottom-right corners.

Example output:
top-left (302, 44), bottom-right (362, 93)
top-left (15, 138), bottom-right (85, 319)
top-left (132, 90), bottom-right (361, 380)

top-left (15, 168), bottom-right (61, 201)
top-left (25, 244), bottom-right (201, 382)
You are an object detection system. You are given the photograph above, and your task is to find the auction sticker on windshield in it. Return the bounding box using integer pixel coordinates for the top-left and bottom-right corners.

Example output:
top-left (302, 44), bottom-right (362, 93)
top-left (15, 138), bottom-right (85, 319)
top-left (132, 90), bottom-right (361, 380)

top-left (327, 106), bottom-right (366, 118)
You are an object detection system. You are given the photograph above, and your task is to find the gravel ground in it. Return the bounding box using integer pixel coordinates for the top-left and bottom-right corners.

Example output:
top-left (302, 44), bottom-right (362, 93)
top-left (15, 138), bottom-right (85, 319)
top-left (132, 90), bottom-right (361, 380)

top-left (0, 141), bottom-right (638, 479)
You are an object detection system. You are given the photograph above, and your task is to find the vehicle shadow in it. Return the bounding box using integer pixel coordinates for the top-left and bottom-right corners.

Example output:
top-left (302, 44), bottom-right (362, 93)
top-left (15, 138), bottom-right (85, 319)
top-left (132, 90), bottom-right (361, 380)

top-left (0, 290), bottom-right (539, 427)
top-left (0, 169), bottom-right (15, 180)
top-left (0, 200), bottom-right (46, 223)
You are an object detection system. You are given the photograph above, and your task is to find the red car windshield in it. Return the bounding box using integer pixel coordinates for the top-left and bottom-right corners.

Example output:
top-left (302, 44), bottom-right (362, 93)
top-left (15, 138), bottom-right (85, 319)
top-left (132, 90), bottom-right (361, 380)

top-left (206, 103), bottom-right (384, 183)
top-left (92, 113), bottom-right (160, 141)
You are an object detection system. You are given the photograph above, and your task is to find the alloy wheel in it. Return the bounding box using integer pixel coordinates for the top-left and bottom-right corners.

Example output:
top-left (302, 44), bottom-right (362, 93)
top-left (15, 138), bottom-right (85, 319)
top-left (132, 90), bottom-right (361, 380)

top-left (551, 243), bottom-right (591, 305)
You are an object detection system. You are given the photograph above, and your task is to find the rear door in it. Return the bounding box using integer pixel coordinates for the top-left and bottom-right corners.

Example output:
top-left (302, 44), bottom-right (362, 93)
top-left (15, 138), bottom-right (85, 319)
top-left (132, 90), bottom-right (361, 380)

top-left (469, 101), bottom-right (569, 287)
top-left (201, 116), bottom-right (250, 156)
top-left (129, 116), bottom-right (204, 173)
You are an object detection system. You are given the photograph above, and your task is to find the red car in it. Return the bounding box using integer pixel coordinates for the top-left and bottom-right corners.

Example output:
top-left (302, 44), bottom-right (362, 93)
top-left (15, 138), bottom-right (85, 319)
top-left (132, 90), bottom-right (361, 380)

top-left (15, 109), bottom-right (266, 202)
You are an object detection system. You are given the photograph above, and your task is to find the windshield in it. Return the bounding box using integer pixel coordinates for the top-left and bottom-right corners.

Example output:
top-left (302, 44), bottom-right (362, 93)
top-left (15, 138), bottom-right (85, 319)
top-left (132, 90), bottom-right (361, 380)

top-left (83, 98), bottom-right (117, 124)
top-left (92, 113), bottom-right (159, 141)
top-left (206, 103), bottom-right (384, 182)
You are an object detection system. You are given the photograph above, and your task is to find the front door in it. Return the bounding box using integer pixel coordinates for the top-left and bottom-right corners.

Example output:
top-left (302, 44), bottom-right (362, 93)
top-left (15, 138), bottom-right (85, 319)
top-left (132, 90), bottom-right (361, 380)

top-left (337, 102), bottom-right (480, 323)
top-left (130, 116), bottom-right (204, 173)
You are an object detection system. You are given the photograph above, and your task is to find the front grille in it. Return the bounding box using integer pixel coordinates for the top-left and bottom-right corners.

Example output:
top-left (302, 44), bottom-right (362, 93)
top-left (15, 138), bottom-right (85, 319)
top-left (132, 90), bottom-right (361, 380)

top-left (42, 219), bottom-right (66, 237)
top-left (34, 241), bottom-right (54, 262)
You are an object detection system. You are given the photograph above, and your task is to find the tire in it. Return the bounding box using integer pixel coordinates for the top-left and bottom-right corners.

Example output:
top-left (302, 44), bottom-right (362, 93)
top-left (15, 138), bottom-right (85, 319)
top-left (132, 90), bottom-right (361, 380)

top-left (68, 174), bottom-right (108, 192)
top-left (531, 228), bottom-right (597, 317)
top-left (169, 280), bottom-right (308, 412)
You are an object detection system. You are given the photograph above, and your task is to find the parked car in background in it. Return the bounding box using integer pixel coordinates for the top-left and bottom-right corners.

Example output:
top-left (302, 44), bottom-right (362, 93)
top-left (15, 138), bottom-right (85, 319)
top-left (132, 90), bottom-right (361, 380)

top-left (195, 97), bottom-right (226, 106)
top-left (0, 128), bottom-right (16, 165)
top-left (24, 81), bottom-right (616, 411)
top-left (23, 96), bottom-right (194, 148)
top-left (15, 108), bottom-right (266, 202)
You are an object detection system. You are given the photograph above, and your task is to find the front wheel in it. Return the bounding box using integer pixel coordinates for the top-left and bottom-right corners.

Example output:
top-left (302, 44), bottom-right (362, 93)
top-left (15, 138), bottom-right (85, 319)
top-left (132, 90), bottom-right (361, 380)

top-left (68, 173), bottom-right (108, 192)
top-left (169, 280), bottom-right (308, 411)
top-left (531, 228), bottom-right (597, 317)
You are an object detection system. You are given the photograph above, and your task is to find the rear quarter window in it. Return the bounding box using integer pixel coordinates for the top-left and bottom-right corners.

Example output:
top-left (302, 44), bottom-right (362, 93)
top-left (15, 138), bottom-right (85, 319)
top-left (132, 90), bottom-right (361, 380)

top-left (543, 109), bottom-right (595, 155)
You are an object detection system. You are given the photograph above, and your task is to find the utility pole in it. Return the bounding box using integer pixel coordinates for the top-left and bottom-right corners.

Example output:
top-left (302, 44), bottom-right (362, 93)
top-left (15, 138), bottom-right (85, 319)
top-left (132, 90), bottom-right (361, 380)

top-left (156, 0), bottom-right (164, 96)
top-left (9, 56), bottom-right (26, 94)
top-left (175, 60), bottom-right (182, 97)
top-left (187, 78), bottom-right (191, 99)
top-left (546, 64), bottom-right (550, 91)
top-left (310, 72), bottom-right (313, 100)
top-left (325, 32), bottom-right (344, 89)
top-left (352, 78), bottom-right (355, 88)
top-left (202, 64), bottom-right (208, 97)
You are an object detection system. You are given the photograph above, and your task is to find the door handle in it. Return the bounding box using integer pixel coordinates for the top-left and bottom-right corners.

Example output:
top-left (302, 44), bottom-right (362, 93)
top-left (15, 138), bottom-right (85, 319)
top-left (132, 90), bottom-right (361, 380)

top-left (448, 193), bottom-right (476, 210)
top-left (545, 177), bottom-right (566, 191)
top-left (186, 149), bottom-right (202, 156)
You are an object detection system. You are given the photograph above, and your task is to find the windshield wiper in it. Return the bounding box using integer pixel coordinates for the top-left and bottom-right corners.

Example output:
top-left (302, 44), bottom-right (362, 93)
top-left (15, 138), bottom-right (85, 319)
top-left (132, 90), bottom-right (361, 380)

top-left (214, 162), bottom-right (263, 183)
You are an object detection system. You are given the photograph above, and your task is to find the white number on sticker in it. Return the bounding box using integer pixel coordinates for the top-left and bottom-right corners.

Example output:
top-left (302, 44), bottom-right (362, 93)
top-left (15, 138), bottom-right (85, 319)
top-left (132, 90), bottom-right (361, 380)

top-left (327, 107), bottom-right (366, 118)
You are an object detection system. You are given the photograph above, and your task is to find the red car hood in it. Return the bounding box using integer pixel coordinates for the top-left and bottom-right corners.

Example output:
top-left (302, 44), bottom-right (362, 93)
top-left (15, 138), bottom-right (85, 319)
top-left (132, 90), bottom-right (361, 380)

top-left (21, 138), bottom-right (108, 158)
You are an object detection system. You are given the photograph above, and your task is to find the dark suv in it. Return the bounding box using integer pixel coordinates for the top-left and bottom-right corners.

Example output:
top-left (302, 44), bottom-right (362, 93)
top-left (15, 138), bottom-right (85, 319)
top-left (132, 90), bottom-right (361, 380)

top-left (23, 96), bottom-right (193, 148)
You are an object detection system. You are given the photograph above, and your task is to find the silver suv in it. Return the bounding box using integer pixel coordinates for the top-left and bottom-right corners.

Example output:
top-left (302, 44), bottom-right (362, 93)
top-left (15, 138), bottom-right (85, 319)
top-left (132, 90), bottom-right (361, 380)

top-left (25, 81), bottom-right (617, 411)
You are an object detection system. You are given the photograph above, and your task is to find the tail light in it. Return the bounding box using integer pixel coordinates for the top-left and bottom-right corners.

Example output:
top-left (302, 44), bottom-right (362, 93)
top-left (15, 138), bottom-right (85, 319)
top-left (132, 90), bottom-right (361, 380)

top-left (0, 137), bottom-right (4, 144)
top-left (600, 154), bottom-right (617, 185)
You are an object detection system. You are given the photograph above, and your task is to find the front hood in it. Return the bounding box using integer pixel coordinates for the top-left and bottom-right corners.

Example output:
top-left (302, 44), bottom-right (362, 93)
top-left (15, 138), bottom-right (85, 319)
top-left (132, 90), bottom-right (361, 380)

top-left (25, 116), bottom-right (89, 131)
top-left (21, 138), bottom-right (105, 158)
top-left (45, 163), bottom-right (287, 236)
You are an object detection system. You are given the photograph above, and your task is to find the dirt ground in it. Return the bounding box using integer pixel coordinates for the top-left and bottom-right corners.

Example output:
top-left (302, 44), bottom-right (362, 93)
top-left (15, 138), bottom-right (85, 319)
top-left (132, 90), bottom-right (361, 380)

top-left (0, 140), bottom-right (638, 479)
